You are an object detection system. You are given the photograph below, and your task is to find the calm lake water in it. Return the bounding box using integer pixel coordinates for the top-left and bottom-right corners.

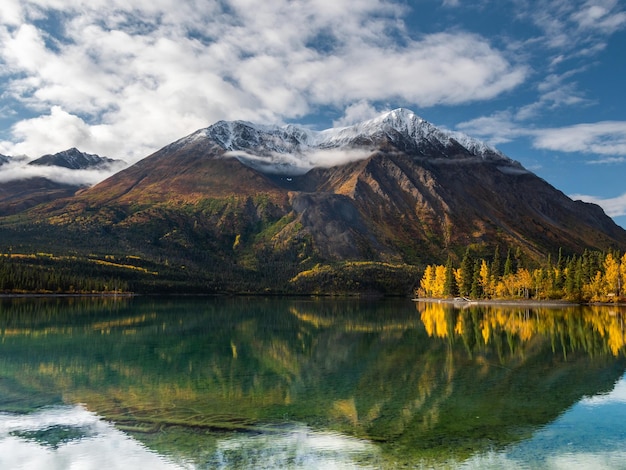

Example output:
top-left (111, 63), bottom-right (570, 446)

top-left (0, 296), bottom-right (625, 469)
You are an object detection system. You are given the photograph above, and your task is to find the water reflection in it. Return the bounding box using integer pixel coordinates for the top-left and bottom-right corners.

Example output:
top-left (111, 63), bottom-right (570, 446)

top-left (0, 405), bottom-right (183, 469)
top-left (461, 374), bottom-right (626, 469)
top-left (417, 301), bottom-right (626, 357)
top-left (0, 297), bottom-right (624, 468)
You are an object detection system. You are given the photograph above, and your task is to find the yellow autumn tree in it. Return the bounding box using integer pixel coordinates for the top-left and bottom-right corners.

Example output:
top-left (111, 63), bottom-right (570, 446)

top-left (604, 253), bottom-right (620, 301)
top-left (418, 264), bottom-right (447, 297)
top-left (419, 265), bottom-right (436, 297)
top-left (433, 265), bottom-right (447, 297)
top-left (621, 253), bottom-right (626, 298)
top-left (479, 260), bottom-right (491, 298)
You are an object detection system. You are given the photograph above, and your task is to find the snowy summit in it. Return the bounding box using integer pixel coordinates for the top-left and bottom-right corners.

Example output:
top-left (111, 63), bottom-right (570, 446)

top-left (176, 109), bottom-right (511, 175)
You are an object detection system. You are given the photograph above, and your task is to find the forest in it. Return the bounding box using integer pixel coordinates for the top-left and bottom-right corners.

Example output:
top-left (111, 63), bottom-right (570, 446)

top-left (417, 248), bottom-right (626, 303)
top-left (0, 253), bottom-right (129, 294)
top-left (2, 243), bottom-right (626, 301)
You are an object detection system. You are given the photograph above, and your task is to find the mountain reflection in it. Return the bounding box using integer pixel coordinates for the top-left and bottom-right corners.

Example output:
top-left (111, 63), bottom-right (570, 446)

top-left (0, 297), bottom-right (624, 467)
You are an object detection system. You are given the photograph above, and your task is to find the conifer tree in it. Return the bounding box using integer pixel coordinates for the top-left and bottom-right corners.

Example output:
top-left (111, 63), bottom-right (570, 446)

top-left (503, 249), bottom-right (514, 277)
top-left (459, 248), bottom-right (473, 297)
top-left (470, 259), bottom-right (483, 299)
top-left (444, 256), bottom-right (458, 297)
top-left (491, 246), bottom-right (502, 281)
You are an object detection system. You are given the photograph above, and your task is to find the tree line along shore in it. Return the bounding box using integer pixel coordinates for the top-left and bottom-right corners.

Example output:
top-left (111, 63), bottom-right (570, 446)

top-left (417, 248), bottom-right (626, 304)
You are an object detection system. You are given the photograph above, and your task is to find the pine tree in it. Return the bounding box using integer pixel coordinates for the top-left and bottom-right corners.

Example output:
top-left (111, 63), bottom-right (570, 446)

top-left (491, 246), bottom-right (502, 281)
top-left (503, 249), bottom-right (514, 277)
top-left (470, 259), bottom-right (483, 299)
top-left (555, 248), bottom-right (565, 290)
top-left (459, 248), bottom-right (473, 297)
top-left (444, 256), bottom-right (458, 297)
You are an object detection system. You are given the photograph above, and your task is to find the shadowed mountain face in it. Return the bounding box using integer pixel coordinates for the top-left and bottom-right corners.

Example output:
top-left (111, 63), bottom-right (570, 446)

top-left (0, 149), bottom-right (125, 216)
top-left (2, 109), bottom-right (625, 293)
top-left (0, 178), bottom-right (80, 217)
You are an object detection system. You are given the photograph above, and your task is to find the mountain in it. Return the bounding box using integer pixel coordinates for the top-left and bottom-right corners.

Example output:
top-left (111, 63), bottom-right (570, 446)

top-left (0, 148), bottom-right (124, 216)
top-left (28, 147), bottom-right (123, 170)
top-left (0, 178), bottom-right (80, 217)
top-left (2, 109), bottom-right (626, 294)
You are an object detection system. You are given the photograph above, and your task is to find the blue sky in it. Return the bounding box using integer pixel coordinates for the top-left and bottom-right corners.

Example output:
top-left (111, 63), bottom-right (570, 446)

top-left (1, 0), bottom-right (625, 228)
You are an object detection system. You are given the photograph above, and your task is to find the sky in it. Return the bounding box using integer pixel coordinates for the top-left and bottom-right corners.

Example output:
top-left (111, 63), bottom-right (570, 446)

top-left (0, 0), bottom-right (625, 228)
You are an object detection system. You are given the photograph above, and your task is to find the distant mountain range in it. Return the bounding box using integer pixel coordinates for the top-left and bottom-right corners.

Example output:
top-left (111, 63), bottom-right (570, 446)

top-left (28, 148), bottom-right (122, 170)
top-left (0, 148), bottom-right (124, 216)
top-left (1, 109), bottom-right (625, 294)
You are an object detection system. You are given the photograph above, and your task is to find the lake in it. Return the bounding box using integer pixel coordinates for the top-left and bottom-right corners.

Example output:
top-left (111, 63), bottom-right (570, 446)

top-left (0, 296), bottom-right (625, 469)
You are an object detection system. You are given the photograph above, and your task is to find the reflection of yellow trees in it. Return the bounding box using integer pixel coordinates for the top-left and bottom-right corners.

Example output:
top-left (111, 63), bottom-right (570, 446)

top-left (417, 302), bottom-right (626, 357)
top-left (288, 307), bottom-right (422, 333)
top-left (584, 307), bottom-right (626, 356)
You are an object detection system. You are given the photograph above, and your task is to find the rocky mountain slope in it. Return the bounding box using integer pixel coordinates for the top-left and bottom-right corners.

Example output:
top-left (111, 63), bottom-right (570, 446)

top-left (2, 109), bottom-right (625, 293)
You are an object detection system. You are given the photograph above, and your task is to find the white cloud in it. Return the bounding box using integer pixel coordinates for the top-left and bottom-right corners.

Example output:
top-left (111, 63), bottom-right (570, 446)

top-left (588, 156), bottom-right (626, 164)
top-left (0, 0), bottom-right (23, 26)
top-left (510, 0), bottom-right (626, 117)
top-left (455, 111), bottom-right (524, 145)
top-left (1, 106), bottom-right (91, 156)
top-left (0, 156), bottom-right (125, 186)
top-left (225, 147), bottom-right (373, 175)
top-left (572, 0), bottom-right (626, 33)
top-left (457, 112), bottom-right (626, 158)
top-left (333, 101), bottom-right (387, 128)
top-left (0, 1), bottom-right (527, 166)
top-left (519, 0), bottom-right (626, 51)
top-left (532, 122), bottom-right (626, 155)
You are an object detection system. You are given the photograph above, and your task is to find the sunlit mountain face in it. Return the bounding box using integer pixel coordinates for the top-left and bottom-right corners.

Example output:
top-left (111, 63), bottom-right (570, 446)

top-left (1, 110), bottom-right (624, 295)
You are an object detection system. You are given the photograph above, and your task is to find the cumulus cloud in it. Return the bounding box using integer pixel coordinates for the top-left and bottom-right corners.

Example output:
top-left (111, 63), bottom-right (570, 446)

top-left (333, 102), bottom-right (387, 128)
top-left (0, 0), bottom-right (526, 166)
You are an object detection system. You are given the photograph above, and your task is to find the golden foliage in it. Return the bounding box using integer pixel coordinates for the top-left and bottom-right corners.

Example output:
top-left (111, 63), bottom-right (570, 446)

top-left (417, 250), bottom-right (625, 303)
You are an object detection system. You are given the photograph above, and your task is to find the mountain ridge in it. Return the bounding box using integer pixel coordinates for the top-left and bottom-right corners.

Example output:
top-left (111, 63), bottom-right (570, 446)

top-left (28, 147), bottom-right (124, 170)
top-left (0, 148), bottom-right (126, 216)
top-left (1, 109), bottom-right (625, 294)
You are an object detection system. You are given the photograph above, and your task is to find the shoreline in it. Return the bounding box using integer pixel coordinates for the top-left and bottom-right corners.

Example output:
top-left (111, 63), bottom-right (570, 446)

top-left (0, 292), bottom-right (135, 299)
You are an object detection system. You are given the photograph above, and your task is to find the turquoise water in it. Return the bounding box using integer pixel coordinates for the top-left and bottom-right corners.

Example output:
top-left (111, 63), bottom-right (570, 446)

top-left (0, 297), bottom-right (625, 469)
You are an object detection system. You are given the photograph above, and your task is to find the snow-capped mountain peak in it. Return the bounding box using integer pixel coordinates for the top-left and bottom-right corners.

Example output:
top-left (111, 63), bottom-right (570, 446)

top-left (316, 108), bottom-right (431, 147)
top-left (29, 148), bottom-right (124, 170)
top-left (173, 108), bottom-right (510, 174)
top-left (201, 120), bottom-right (315, 154)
